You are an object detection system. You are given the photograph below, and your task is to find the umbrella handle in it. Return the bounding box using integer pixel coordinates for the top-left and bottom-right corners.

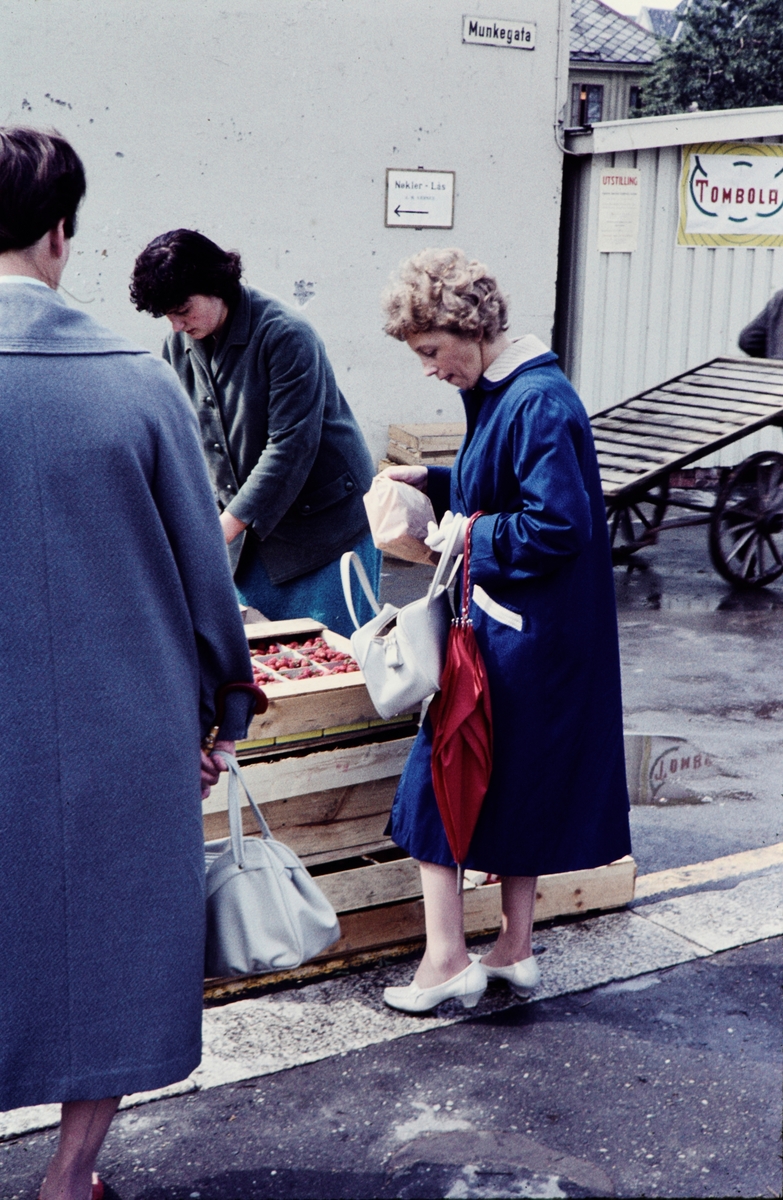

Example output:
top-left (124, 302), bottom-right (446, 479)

top-left (460, 512), bottom-right (486, 622)
top-left (202, 681), bottom-right (268, 753)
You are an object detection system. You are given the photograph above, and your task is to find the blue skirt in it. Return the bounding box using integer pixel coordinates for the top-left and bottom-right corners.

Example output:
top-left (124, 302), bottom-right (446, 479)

top-left (235, 532), bottom-right (381, 639)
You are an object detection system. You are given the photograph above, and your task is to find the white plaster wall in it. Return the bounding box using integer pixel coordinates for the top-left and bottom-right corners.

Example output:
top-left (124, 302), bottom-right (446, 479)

top-left (0, 0), bottom-right (568, 461)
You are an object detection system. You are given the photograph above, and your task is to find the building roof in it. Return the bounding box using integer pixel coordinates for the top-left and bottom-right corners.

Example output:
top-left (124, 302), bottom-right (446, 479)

top-left (570, 0), bottom-right (659, 65)
top-left (638, 5), bottom-right (682, 39)
top-left (564, 103), bottom-right (783, 155)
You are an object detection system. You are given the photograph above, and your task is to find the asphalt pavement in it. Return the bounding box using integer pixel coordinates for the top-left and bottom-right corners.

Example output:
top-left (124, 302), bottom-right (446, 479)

top-left (3, 517), bottom-right (782, 1199)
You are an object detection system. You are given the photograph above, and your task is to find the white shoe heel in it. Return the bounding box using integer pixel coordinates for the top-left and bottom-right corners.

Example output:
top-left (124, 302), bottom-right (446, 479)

top-left (383, 960), bottom-right (487, 1014)
top-left (470, 952), bottom-right (540, 996)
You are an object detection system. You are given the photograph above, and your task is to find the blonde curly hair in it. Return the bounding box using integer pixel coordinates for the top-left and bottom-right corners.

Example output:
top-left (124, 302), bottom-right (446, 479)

top-left (382, 247), bottom-right (508, 342)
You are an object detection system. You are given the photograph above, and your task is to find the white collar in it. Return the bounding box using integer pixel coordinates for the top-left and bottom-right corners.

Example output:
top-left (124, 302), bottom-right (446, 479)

top-left (482, 334), bottom-right (550, 383)
top-left (0, 275), bottom-right (52, 289)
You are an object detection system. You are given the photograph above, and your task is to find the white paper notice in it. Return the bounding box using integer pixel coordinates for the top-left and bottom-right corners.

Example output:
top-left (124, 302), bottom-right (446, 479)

top-left (597, 169), bottom-right (641, 252)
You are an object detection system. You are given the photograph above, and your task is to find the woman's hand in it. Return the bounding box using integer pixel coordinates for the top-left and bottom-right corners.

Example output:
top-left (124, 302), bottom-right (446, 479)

top-left (380, 464), bottom-right (428, 492)
top-left (200, 739), bottom-right (236, 799)
top-left (220, 511), bottom-right (247, 544)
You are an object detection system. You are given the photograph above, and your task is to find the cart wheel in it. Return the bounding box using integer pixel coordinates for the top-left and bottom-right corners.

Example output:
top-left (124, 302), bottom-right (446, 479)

top-left (709, 452), bottom-right (783, 588)
top-left (607, 478), bottom-right (669, 563)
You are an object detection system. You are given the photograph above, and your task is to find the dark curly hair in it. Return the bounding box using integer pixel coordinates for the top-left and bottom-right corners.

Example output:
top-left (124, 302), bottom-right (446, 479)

top-left (130, 229), bottom-right (242, 317)
top-left (0, 126), bottom-right (86, 252)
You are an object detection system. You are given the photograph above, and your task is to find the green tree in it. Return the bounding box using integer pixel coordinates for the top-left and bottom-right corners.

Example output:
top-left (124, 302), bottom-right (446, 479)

top-left (641, 0), bottom-right (783, 116)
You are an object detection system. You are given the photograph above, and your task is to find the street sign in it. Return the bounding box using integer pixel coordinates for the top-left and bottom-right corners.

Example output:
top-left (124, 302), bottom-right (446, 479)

top-left (462, 15), bottom-right (536, 50)
top-left (385, 169), bottom-right (455, 228)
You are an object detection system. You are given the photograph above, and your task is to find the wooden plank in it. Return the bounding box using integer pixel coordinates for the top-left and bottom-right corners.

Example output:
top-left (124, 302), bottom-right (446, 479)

top-left (593, 429), bottom-right (683, 454)
top-left (592, 415), bottom-right (704, 446)
top-left (596, 406), bottom-right (736, 439)
top-left (594, 438), bottom-right (697, 465)
top-left (661, 381), bottom-right (783, 411)
top-left (306, 856), bottom-right (638, 959)
top-left (203, 736), bottom-right (414, 814)
top-left (245, 674), bottom-right (382, 740)
top-left (244, 617), bottom-right (325, 641)
top-left (388, 422), bottom-right (465, 454)
top-left (708, 358), bottom-right (783, 381)
top-left (386, 443), bottom-right (458, 466)
top-left (204, 772), bottom-right (398, 837)
top-left (594, 444), bottom-right (674, 467)
top-left (634, 394), bottom-right (753, 424)
top-left (692, 368), bottom-right (783, 397)
top-left (204, 777), bottom-right (398, 858)
top-left (318, 857), bottom-right (422, 912)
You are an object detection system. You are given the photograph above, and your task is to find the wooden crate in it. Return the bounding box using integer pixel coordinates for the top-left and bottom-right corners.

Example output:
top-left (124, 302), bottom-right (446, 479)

top-left (239, 619), bottom-right (417, 752)
top-left (386, 421), bottom-right (464, 467)
top-left (203, 736), bottom-right (413, 864)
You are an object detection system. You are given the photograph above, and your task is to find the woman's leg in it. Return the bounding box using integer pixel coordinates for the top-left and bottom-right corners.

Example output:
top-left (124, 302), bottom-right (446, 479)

top-left (39, 1096), bottom-right (121, 1200)
top-left (482, 875), bottom-right (538, 967)
top-left (414, 861), bottom-right (471, 987)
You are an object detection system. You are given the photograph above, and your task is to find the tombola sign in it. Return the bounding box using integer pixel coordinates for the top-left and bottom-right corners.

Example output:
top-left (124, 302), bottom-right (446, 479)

top-left (678, 142), bottom-right (783, 247)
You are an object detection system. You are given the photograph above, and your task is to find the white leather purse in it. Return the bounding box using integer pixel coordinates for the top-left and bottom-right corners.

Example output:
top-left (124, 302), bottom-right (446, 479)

top-left (205, 754), bottom-right (341, 978)
top-left (340, 519), bottom-right (463, 720)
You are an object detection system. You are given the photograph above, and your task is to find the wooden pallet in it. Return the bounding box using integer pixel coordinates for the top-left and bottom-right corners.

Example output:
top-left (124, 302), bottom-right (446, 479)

top-left (592, 356), bottom-right (783, 499)
top-left (203, 730), bottom-right (637, 994)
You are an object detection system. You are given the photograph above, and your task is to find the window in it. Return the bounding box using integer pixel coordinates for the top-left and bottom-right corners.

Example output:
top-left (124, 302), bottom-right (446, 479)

top-left (570, 82), bottom-right (604, 126)
top-left (629, 85), bottom-right (643, 116)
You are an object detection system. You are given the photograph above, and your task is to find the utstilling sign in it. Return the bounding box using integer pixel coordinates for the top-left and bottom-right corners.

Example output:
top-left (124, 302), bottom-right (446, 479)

top-left (678, 142), bottom-right (783, 246)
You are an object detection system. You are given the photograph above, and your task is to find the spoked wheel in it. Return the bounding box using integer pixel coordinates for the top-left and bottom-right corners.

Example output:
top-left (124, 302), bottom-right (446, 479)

top-left (709, 452), bottom-right (783, 588)
top-left (607, 478), bottom-right (670, 563)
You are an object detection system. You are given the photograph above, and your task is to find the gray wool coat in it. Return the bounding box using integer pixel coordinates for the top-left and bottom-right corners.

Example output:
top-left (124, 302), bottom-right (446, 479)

top-left (0, 280), bottom-right (255, 1110)
top-left (163, 286), bottom-right (375, 583)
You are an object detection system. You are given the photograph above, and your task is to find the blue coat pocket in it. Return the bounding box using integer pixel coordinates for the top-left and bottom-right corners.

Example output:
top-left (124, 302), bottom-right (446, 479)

top-left (471, 584), bottom-right (524, 631)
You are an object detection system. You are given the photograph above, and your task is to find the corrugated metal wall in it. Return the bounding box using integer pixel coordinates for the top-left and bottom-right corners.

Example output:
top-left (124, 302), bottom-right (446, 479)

top-left (555, 140), bottom-right (783, 465)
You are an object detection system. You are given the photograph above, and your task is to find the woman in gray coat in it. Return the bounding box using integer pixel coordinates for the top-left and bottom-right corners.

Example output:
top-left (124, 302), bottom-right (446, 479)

top-left (0, 127), bottom-right (256, 1200)
top-left (131, 230), bottom-right (379, 637)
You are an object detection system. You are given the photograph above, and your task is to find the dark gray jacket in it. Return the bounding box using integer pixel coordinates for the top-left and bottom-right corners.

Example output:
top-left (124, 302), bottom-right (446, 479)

top-left (738, 289), bottom-right (783, 359)
top-left (163, 286), bottom-right (374, 583)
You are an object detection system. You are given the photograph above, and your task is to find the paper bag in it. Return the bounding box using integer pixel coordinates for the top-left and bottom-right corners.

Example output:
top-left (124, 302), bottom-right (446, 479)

top-left (363, 474), bottom-right (438, 564)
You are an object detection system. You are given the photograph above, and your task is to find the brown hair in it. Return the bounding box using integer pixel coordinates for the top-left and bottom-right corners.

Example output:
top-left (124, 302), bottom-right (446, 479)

top-left (0, 126), bottom-right (86, 252)
top-left (382, 247), bottom-right (508, 342)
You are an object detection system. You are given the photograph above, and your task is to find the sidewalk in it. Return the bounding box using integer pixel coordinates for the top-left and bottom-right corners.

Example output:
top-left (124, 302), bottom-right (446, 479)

top-left (3, 847), bottom-right (781, 1198)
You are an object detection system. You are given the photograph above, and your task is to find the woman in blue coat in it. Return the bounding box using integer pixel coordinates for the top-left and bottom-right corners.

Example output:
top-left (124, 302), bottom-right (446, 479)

top-left (0, 128), bottom-right (256, 1199)
top-left (380, 249), bottom-right (631, 1014)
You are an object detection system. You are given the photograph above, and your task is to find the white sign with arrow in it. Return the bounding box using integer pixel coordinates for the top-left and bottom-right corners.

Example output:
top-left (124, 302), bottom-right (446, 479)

top-left (385, 169), bottom-right (455, 228)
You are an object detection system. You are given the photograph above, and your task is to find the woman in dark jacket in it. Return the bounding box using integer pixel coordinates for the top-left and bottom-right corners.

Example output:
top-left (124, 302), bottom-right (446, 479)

top-left (380, 248), bottom-right (631, 1014)
top-left (131, 231), bottom-right (379, 637)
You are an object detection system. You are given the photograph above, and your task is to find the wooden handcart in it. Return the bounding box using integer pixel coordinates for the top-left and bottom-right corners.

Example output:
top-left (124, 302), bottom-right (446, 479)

top-left (594, 356), bottom-right (783, 588)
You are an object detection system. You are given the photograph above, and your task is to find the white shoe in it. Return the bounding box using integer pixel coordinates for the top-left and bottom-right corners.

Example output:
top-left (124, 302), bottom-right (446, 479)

top-left (383, 960), bottom-right (487, 1014)
top-left (470, 952), bottom-right (540, 997)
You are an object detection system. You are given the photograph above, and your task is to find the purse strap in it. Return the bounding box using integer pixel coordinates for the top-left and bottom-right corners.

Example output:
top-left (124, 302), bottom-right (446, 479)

top-left (460, 512), bottom-right (485, 622)
top-left (340, 551), bottom-right (382, 631)
top-left (340, 513), bottom-right (465, 632)
top-left (424, 514), bottom-right (466, 605)
top-left (218, 752), bottom-right (273, 867)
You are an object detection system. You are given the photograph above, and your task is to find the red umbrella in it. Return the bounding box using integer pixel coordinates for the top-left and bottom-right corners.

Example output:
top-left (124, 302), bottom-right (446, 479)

top-left (428, 513), bottom-right (493, 888)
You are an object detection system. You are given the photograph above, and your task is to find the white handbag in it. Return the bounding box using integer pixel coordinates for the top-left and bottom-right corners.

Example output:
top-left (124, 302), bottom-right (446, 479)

top-left (204, 754), bottom-right (341, 978)
top-left (340, 519), bottom-right (463, 720)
